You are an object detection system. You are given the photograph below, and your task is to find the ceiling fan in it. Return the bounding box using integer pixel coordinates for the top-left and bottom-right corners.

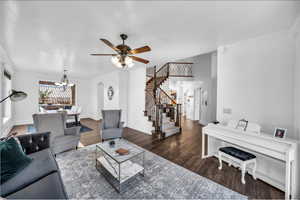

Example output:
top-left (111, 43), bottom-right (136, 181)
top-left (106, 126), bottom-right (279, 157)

top-left (91, 34), bottom-right (151, 69)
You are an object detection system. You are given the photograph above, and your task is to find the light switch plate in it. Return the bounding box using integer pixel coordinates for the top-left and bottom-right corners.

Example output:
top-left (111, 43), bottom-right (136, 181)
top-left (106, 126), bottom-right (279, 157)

top-left (223, 108), bottom-right (232, 114)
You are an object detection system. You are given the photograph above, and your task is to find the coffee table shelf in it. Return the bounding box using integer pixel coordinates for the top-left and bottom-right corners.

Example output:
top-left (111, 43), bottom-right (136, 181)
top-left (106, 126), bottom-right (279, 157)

top-left (95, 139), bottom-right (145, 192)
top-left (97, 157), bottom-right (144, 183)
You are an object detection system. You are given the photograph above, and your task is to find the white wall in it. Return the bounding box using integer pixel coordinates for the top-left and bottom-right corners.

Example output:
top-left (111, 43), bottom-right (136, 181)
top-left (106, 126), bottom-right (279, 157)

top-left (119, 70), bottom-right (129, 126)
top-left (13, 70), bottom-right (92, 125)
top-left (127, 66), bottom-right (152, 134)
top-left (293, 18), bottom-right (300, 141)
top-left (216, 29), bottom-right (299, 196)
top-left (217, 30), bottom-right (295, 137)
top-left (292, 16), bottom-right (300, 198)
top-left (0, 45), bottom-right (15, 136)
top-left (89, 70), bottom-right (128, 125)
top-left (179, 52), bottom-right (218, 125)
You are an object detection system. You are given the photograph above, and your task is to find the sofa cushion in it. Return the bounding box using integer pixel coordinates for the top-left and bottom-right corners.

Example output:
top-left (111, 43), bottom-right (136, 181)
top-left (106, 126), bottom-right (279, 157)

top-left (0, 138), bottom-right (32, 184)
top-left (1, 149), bottom-right (58, 197)
top-left (6, 172), bottom-right (68, 199)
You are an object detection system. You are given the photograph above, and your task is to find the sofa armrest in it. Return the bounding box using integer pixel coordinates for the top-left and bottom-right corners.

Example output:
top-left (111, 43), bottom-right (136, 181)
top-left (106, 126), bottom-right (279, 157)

top-left (64, 126), bottom-right (81, 136)
top-left (16, 132), bottom-right (51, 155)
top-left (119, 121), bottom-right (125, 128)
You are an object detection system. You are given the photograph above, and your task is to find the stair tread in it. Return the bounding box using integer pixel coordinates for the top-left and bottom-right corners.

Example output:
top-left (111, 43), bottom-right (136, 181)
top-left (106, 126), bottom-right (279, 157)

top-left (164, 127), bottom-right (180, 131)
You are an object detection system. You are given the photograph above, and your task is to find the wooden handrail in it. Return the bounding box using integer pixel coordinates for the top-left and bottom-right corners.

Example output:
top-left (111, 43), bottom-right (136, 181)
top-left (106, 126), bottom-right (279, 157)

top-left (156, 63), bottom-right (169, 74)
top-left (158, 87), bottom-right (177, 104)
top-left (146, 76), bottom-right (154, 85)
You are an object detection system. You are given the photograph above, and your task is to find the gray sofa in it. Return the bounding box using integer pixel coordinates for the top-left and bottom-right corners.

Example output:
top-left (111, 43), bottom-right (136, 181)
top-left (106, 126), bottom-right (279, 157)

top-left (1, 132), bottom-right (68, 199)
top-left (101, 110), bottom-right (124, 141)
top-left (33, 112), bottom-right (81, 155)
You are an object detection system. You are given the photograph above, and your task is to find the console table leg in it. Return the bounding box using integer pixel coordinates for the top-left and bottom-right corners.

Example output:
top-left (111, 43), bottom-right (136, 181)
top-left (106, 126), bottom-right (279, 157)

top-left (241, 163), bottom-right (246, 184)
top-left (218, 152), bottom-right (222, 170)
top-left (285, 156), bottom-right (291, 199)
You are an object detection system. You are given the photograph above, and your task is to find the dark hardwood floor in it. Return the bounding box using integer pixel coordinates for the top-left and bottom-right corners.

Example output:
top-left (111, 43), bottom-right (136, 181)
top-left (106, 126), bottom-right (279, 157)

top-left (10, 117), bottom-right (284, 199)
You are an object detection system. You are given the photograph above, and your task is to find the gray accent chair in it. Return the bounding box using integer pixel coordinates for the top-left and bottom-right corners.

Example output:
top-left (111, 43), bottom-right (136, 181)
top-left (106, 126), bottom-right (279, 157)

top-left (33, 112), bottom-right (81, 155)
top-left (101, 110), bottom-right (124, 141)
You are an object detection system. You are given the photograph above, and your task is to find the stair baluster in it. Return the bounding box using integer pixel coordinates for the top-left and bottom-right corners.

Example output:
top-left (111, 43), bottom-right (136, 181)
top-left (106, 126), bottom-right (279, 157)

top-left (144, 62), bottom-right (193, 139)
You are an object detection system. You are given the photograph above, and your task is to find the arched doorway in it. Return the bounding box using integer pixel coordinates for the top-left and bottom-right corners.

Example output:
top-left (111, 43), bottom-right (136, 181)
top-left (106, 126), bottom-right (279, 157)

top-left (97, 82), bottom-right (104, 120)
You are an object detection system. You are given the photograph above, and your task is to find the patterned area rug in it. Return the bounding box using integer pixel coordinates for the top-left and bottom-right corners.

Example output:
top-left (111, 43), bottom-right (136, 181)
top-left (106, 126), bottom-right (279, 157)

top-left (56, 142), bottom-right (247, 199)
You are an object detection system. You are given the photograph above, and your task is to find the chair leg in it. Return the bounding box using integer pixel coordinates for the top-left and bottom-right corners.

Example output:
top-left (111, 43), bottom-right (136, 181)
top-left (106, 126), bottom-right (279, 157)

top-left (218, 152), bottom-right (222, 170)
top-left (252, 160), bottom-right (257, 180)
top-left (241, 163), bottom-right (246, 184)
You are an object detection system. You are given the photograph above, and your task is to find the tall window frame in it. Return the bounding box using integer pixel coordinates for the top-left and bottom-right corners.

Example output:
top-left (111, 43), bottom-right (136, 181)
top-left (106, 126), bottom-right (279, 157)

top-left (38, 81), bottom-right (76, 106)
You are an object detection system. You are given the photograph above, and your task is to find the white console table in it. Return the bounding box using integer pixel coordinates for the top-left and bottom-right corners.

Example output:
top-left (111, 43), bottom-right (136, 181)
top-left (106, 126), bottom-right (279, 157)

top-left (202, 124), bottom-right (298, 199)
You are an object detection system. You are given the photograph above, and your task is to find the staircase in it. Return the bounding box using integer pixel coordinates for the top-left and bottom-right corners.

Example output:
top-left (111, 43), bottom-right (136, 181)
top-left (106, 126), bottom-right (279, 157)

top-left (144, 62), bottom-right (193, 139)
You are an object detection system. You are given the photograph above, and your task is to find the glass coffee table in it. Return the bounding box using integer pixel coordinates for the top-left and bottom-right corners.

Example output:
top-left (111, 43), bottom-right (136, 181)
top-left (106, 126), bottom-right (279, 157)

top-left (95, 139), bottom-right (145, 193)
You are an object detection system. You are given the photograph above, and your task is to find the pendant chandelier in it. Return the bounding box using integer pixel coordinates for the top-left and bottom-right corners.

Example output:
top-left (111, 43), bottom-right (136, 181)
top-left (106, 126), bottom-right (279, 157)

top-left (55, 69), bottom-right (74, 91)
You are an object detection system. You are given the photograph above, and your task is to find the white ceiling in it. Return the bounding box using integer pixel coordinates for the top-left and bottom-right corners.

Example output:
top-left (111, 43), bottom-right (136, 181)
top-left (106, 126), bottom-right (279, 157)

top-left (1, 0), bottom-right (299, 77)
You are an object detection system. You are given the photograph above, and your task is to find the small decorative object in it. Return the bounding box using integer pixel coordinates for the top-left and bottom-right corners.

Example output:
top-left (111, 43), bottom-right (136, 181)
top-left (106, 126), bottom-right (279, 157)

top-left (109, 140), bottom-right (115, 147)
top-left (116, 148), bottom-right (129, 155)
top-left (107, 86), bottom-right (114, 100)
top-left (236, 119), bottom-right (248, 131)
top-left (274, 128), bottom-right (287, 139)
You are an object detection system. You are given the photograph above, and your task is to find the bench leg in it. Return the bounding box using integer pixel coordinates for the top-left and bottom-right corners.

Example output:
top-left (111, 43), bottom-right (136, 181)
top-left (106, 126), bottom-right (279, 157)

top-left (252, 160), bottom-right (257, 180)
top-left (218, 152), bottom-right (222, 170)
top-left (241, 163), bottom-right (246, 184)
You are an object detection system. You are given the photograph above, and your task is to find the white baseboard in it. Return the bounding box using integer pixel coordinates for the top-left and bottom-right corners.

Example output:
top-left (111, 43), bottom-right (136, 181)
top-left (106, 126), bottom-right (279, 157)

top-left (14, 119), bottom-right (33, 126)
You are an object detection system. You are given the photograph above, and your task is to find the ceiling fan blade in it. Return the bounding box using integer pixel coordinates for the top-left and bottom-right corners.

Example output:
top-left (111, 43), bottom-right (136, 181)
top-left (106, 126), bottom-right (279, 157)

top-left (129, 46), bottom-right (151, 54)
top-left (100, 39), bottom-right (120, 52)
top-left (90, 53), bottom-right (117, 56)
top-left (130, 56), bottom-right (149, 64)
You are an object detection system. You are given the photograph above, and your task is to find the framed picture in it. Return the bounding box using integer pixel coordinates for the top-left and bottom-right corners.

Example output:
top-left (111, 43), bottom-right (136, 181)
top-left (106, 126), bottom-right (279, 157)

top-left (273, 128), bottom-right (287, 139)
top-left (235, 119), bottom-right (248, 131)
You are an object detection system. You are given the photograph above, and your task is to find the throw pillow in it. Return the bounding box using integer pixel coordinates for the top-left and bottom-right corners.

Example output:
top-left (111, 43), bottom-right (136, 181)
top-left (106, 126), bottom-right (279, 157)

top-left (0, 137), bottom-right (32, 184)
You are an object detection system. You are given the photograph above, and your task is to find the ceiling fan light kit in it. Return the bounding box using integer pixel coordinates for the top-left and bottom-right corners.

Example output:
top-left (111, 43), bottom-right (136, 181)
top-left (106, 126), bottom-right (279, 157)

top-left (91, 33), bottom-right (151, 69)
top-left (111, 55), bottom-right (134, 69)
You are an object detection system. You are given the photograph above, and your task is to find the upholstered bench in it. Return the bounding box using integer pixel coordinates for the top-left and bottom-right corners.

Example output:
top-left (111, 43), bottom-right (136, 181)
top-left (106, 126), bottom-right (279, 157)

top-left (218, 146), bottom-right (257, 184)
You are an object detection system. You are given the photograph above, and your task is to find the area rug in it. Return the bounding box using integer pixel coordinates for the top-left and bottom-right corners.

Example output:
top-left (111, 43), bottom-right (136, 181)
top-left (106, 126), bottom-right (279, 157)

top-left (27, 123), bottom-right (93, 133)
top-left (56, 141), bottom-right (247, 199)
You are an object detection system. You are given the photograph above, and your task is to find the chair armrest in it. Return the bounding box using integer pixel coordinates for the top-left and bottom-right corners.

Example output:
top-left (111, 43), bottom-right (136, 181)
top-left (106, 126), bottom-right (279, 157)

top-left (16, 132), bottom-right (51, 155)
top-left (64, 126), bottom-right (81, 136)
top-left (119, 122), bottom-right (125, 128)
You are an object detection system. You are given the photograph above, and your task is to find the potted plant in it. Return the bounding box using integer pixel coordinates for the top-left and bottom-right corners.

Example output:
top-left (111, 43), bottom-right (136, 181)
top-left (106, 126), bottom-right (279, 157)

top-left (39, 89), bottom-right (52, 104)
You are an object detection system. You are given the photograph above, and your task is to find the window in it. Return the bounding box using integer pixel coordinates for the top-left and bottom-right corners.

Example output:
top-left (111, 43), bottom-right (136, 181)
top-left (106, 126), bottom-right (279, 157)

top-left (2, 70), bottom-right (12, 123)
top-left (39, 81), bottom-right (75, 106)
